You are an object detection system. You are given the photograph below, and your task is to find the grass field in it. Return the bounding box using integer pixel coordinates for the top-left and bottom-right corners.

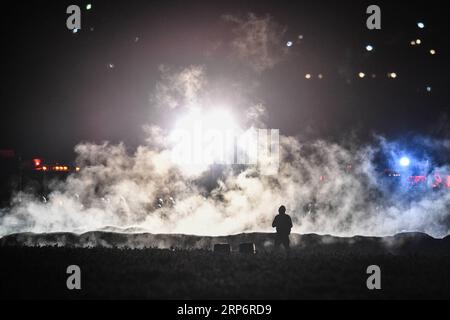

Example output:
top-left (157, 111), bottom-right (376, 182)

top-left (1, 239), bottom-right (450, 299)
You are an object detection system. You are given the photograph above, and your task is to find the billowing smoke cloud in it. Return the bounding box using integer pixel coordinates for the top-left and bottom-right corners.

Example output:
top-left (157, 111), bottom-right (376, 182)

top-left (1, 14), bottom-right (449, 239)
top-left (1, 126), bottom-right (449, 238)
top-left (223, 13), bottom-right (289, 73)
top-left (151, 65), bottom-right (206, 110)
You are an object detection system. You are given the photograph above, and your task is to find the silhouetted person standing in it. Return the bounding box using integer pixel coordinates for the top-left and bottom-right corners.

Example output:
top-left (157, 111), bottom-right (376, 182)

top-left (272, 205), bottom-right (293, 252)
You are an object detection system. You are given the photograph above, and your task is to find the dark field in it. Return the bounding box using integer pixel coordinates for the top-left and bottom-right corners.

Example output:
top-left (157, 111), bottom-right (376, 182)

top-left (1, 232), bottom-right (450, 299)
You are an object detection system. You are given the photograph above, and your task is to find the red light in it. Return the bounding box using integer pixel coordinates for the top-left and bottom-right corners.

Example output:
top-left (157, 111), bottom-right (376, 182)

top-left (33, 158), bottom-right (41, 167)
top-left (447, 176), bottom-right (450, 188)
top-left (431, 174), bottom-right (443, 188)
top-left (409, 176), bottom-right (426, 185)
top-left (43, 166), bottom-right (48, 171)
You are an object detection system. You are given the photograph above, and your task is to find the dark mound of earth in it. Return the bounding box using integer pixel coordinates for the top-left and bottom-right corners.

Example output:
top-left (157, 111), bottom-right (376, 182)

top-left (1, 231), bottom-right (449, 255)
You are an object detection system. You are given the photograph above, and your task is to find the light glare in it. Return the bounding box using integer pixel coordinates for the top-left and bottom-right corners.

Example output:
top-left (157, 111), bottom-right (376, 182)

top-left (399, 157), bottom-right (410, 167)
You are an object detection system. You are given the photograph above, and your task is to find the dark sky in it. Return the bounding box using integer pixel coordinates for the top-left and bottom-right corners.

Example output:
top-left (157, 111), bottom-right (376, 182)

top-left (1, 0), bottom-right (449, 162)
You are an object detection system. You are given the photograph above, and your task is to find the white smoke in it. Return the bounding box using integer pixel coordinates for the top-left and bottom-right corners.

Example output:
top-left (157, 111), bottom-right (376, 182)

top-left (151, 65), bottom-right (206, 110)
top-left (1, 130), bottom-right (449, 238)
top-left (223, 13), bottom-right (289, 73)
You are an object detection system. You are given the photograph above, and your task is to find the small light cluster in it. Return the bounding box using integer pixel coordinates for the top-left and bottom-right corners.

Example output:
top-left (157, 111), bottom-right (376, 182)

top-left (305, 74), bottom-right (324, 80)
top-left (286, 35), bottom-right (304, 48)
top-left (54, 166), bottom-right (69, 171)
top-left (33, 158), bottom-right (81, 173)
top-left (409, 28), bottom-right (437, 55)
top-left (387, 72), bottom-right (397, 79)
top-left (355, 72), bottom-right (397, 79)
top-left (304, 71), bottom-right (400, 81)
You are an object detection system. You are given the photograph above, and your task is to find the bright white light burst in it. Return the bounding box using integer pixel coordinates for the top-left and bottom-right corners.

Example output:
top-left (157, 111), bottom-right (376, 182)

top-left (170, 108), bottom-right (239, 175)
top-left (174, 108), bottom-right (237, 133)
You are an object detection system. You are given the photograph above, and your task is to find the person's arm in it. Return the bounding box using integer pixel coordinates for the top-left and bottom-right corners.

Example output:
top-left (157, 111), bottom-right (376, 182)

top-left (272, 216), bottom-right (278, 228)
top-left (289, 216), bottom-right (293, 229)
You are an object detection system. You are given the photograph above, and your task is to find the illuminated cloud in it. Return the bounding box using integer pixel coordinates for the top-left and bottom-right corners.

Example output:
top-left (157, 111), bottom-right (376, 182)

top-left (3, 133), bottom-right (450, 238)
top-left (223, 13), bottom-right (289, 73)
top-left (245, 103), bottom-right (267, 127)
top-left (151, 65), bottom-right (206, 110)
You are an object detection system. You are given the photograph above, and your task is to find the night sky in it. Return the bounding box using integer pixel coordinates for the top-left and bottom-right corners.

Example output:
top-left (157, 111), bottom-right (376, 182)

top-left (1, 0), bottom-right (449, 162)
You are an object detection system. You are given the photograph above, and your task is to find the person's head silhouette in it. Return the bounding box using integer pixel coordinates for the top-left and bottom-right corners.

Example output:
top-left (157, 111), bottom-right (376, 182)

top-left (278, 205), bottom-right (286, 215)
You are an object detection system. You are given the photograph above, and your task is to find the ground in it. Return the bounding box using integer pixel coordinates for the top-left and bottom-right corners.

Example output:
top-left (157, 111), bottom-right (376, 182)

top-left (1, 241), bottom-right (450, 299)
